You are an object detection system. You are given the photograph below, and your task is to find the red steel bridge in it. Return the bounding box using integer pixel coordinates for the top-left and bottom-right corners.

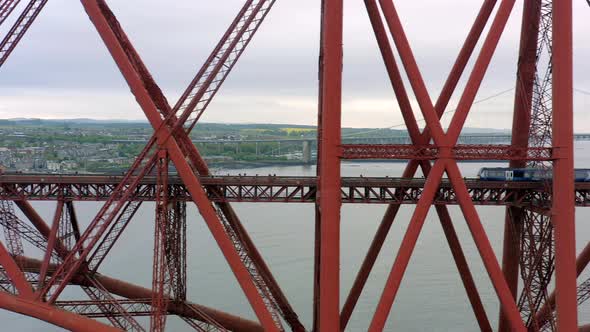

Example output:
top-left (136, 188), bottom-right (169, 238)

top-left (0, 0), bottom-right (588, 331)
top-left (1, 173), bottom-right (590, 208)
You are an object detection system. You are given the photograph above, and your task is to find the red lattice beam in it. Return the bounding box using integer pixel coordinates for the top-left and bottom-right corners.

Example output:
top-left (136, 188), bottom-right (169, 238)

top-left (341, 144), bottom-right (553, 160)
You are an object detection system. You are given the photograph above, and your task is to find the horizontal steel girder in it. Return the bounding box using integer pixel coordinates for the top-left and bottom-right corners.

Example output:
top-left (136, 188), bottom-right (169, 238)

top-left (341, 144), bottom-right (553, 160)
top-left (15, 255), bottom-right (263, 332)
top-left (1, 174), bottom-right (588, 207)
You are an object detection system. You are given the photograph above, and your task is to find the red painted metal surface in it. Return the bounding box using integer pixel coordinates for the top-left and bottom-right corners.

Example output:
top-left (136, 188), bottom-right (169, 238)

top-left (76, 2), bottom-right (280, 330)
top-left (151, 151), bottom-right (170, 332)
top-left (315, 1), bottom-right (343, 331)
top-left (534, 241), bottom-right (590, 330)
top-left (0, 0), bottom-right (48, 68)
top-left (0, 0), bottom-right (21, 26)
top-left (0, 0), bottom-right (584, 331)
top-left (341, 144), bottom-right (553, 160)
top-left (1, 174), bottom-right (589, 208)
top-left (551, 1), bottom-right (578, 330)
top-left (16, 255), bottom-right (263, 332)
top-left (498, 1), bottom-right (541, 330)
top-left (0, 290), bottom-right (121, 332)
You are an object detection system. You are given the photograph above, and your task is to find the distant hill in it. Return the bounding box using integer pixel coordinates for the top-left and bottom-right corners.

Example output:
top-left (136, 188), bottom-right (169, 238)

top-left (5, 118), bottom-right (147, 124)
top-left (0, 118), bottom-right (511, 134)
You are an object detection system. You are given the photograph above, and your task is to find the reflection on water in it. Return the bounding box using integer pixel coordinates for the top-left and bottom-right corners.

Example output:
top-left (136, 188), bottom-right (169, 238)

top-left (3, 142), bottom-right (590, 331)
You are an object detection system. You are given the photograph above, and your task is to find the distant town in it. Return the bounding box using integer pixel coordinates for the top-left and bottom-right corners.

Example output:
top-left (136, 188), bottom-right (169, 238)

top-left (0, 118), bottom-right (514, 173)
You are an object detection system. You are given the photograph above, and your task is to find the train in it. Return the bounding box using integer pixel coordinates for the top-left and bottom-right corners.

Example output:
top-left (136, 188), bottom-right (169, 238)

top-left (477, 167), bottom-right (590, 182)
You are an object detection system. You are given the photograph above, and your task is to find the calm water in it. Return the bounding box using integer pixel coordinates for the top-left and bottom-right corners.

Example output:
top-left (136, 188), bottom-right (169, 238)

top-left (3, 142), bottom-right (590, 331)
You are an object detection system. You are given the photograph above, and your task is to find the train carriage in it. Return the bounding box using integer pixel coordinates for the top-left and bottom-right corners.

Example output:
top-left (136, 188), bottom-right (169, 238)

top-left (478, 167), bottom-right (590, 182)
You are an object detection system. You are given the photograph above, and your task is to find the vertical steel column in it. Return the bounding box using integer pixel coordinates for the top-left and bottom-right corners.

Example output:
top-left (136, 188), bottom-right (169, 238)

top-left (151, 150), bottom-right (170, 332)
top-left (312, 206), bottom-right (321, 332)
top-left (499, 1), bottom-right (541, 331)
top-left (166, 200), bottom-right (187, 302)
top-left (499, 207), bottom-right (522, 332)
top-left (551, 0), bottom-right (578, 330)
top-left (316, 0), bottom-right (343, 330)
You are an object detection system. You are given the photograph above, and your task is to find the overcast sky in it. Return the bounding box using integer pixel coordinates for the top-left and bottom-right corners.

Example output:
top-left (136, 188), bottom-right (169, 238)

top-left (0, 0), bottom-right (588, 130)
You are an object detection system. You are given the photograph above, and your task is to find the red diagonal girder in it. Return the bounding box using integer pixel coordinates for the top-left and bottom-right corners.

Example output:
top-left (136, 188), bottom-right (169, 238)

top-left (97, 0), bottom-right (296, 328)
top-left (172, 0), bottom-right (275, 132)
top-left (12, 199), bottom-right (146, 329)
top-left (341, 0), bottom-right (497, 330)
top-left (37, 199), bottom-right (63, 288)
top-left (43, 1), bottom-right (300, 328)
top-left (0, 240), bottom-right (33, 298)
top-left (38, 146), bottom-right (160, 301)
top-left (0, 0), bottom-right (21, 26)
top-left (366, 0), bottom-right (528, 331)
top-left (534, 241), bottom-right (590, 329)
top-left (88, 200), bottom-right (143, 272)
top-left (0, 200), bottom-right (25, 267)
top-left (2, 199), bottom-right (235, 330)
top-left (0, 0), bottom-right (49, 68)
top-left (81, 275), bottom-right (146, 331)
top-left (0, 291), bottom-right (121, 331)
top-left (57, 1), bottom-right (282, 330)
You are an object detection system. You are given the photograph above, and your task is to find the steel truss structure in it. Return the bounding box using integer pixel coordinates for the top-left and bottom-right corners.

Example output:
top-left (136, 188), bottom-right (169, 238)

top-left (2, 174), bottom-right (590, 208)
top-left (0, 0), bottom-right (587, 331)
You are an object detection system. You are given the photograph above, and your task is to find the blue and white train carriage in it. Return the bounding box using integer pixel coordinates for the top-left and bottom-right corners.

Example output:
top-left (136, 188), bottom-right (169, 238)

top-left (477, 167), bottom-right (590, 182)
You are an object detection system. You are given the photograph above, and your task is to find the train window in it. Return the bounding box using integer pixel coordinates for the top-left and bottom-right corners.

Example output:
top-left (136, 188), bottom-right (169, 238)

top-left (490, 170), bottom-right (503, 177)
top-left (513, 170), bottom-right (524, 178)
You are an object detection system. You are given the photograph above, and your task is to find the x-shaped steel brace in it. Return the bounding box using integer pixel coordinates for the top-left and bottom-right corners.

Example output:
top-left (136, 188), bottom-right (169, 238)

top-left (340, 2), bottom-right (501, 331)
top-left (354, 1), bottom-right (527, 331)
top-left (37, 1), bottom-right (288, 330)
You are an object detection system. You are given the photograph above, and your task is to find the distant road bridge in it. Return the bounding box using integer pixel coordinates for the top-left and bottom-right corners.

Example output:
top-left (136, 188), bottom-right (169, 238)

top-left (112, 133), bottom-right (590, 145)
top-left (111, 134), bottom-right (590, 163)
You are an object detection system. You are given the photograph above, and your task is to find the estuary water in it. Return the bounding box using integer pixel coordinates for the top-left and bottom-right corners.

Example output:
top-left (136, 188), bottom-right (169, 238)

top-left (3, 142), bottom-right (590, 331)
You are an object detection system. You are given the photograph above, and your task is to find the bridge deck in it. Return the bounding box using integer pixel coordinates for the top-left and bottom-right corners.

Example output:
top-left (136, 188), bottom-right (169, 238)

top-left (1, 174), bottom-right (589, 207)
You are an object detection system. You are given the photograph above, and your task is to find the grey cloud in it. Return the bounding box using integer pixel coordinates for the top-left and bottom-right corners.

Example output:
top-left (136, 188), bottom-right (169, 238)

top-left (0, 0), bottom-right (588, 129)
